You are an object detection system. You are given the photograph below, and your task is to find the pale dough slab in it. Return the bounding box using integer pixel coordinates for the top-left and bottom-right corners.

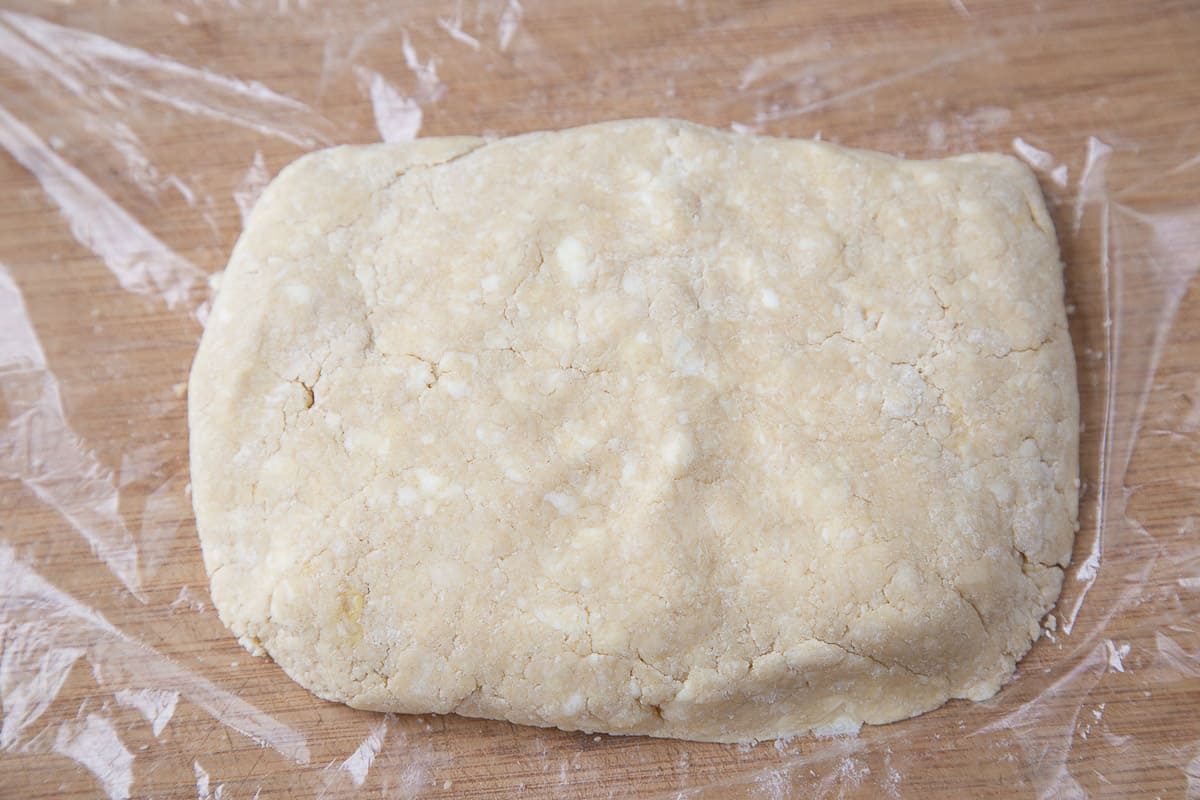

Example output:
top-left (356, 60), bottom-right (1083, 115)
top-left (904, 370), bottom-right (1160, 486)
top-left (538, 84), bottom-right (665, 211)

top-left (188, 119), bottom-right (1078, 742)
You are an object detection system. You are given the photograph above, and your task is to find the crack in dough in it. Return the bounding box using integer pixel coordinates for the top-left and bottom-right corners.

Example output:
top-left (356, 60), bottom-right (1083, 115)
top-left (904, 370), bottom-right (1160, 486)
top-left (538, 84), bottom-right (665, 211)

top-left (188, 119), bottom-right (1079, 742)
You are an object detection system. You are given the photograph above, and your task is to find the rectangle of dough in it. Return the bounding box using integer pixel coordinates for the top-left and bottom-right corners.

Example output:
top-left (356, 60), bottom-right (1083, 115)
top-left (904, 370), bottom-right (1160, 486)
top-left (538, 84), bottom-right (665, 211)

top-left (189, 119), bottom-right (1078, 742)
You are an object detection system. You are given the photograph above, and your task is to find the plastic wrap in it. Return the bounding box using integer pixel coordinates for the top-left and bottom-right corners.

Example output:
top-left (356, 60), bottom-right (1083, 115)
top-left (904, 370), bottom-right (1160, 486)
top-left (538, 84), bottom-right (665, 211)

top-left (1, 2), bottom-right (1197, 797)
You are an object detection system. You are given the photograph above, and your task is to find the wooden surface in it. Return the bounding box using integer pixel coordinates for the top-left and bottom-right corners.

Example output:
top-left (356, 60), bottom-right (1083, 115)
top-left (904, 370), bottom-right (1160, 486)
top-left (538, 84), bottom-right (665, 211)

top-left (1, 1), bottom-right (1198, 797)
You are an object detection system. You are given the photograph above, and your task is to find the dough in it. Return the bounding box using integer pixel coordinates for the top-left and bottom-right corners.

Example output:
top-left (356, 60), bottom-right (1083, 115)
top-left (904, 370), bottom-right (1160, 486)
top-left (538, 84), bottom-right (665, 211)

top-left (189, 119), bottom-right (1078, 742)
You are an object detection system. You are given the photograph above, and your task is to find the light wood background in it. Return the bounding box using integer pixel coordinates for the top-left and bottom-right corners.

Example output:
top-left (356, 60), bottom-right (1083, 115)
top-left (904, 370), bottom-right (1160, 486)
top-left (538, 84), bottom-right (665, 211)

top-left (0, 1), bottom-right (1197, 797)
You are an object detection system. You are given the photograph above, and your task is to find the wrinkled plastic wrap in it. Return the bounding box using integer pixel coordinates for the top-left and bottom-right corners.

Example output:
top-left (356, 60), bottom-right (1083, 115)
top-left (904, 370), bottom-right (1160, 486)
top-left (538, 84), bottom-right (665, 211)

top-left (1, 2), bottom-right (1198, 797)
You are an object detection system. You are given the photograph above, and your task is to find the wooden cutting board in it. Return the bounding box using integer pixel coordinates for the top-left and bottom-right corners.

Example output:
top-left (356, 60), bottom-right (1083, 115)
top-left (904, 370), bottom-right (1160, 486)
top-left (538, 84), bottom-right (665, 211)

top-left (1, 1), bottom-right (1197, 797)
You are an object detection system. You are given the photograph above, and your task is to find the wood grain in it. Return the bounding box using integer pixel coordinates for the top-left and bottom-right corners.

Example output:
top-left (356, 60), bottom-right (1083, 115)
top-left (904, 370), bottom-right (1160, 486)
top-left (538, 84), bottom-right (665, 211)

top-left (0, 1), bottom-right (1197, 797)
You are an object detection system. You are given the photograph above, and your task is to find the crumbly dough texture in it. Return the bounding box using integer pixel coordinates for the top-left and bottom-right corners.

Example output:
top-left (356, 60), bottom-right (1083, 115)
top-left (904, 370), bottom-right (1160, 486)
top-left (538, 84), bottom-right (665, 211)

top-left (189, 119), bottom-right (1079, 743)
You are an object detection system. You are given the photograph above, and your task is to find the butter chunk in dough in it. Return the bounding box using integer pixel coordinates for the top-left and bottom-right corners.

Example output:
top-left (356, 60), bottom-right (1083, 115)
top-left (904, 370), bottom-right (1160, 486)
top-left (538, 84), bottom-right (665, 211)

top-left (188, 119), bottom-right (1079, 743)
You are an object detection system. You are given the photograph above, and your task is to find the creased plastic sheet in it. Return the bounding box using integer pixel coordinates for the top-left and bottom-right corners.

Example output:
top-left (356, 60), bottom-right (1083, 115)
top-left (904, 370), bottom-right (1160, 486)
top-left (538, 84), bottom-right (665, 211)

top-left (0, 1), bottom-right (1197, 798)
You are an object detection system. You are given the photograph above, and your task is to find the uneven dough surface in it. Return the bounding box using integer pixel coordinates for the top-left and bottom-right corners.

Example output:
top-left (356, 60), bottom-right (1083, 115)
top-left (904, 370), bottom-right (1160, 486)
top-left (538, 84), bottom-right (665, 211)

top-left (189, 119), bottom-right (1079, 742)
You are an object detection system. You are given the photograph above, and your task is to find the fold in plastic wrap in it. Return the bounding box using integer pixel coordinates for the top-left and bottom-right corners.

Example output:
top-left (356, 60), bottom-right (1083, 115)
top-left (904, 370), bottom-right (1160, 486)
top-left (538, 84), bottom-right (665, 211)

top-left (0, 2), bottom-right (1197, 797)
